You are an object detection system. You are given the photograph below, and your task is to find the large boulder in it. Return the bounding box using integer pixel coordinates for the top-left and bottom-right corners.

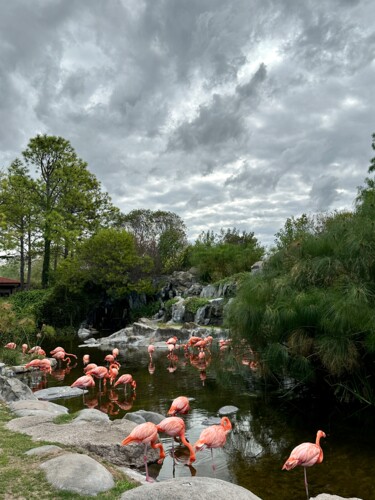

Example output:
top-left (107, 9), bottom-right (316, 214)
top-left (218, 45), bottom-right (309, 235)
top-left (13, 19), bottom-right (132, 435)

top-left (40, 453), bottom-right (115, 495)
top-left (120, 477), bottom-right (261, 499)
top-left (0, 375), bottom-right (37, 403)
top-left (8, 399), bottom-right (68, 418)
top-left (6, 415), bottom-right (159, 467)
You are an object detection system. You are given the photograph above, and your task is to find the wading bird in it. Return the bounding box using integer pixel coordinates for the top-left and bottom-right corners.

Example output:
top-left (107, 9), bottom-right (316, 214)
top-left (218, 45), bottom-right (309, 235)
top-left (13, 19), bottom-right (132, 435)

top-left (25, 358), bottom-right (52, 375)
top-left (282, 430), bottom-right (326, 499)
top-left (194, 416), bottom-right (232, 472)
top-left (167, 396), bottom-right (190, 416)
top-left (121, 422), bottom-right (165, 482)
top-left (71, 374), bottom-right (95, 401)
top-left (157, 416), bottom-right (196, 465)
top-left (114, 373), bottom-right (136, 394)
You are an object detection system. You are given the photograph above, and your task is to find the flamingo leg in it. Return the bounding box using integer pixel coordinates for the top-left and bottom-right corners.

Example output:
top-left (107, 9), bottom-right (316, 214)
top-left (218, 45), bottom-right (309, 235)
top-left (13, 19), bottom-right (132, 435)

top-left (211, 448), bottom-right (216, 474)
top-left (304, 467), bottom-right (309, 499)
top-left (143, 444), bottom-right (154, 482)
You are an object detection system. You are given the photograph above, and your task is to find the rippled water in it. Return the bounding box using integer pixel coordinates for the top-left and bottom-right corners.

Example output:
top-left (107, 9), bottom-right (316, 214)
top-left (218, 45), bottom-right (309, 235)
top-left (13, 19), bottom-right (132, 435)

top-left (20, 339), bottom-right (375, 500)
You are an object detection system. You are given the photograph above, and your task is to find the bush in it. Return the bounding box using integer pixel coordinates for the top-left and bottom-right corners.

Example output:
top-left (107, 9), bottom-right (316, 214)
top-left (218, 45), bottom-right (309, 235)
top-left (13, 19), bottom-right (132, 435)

top-left (184, 297), bottom-right (210, 315)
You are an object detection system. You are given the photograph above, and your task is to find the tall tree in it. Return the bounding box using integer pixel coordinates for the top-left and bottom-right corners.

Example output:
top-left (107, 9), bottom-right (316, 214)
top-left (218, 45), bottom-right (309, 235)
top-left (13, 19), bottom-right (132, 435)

top-left (22, 134), bottom-right (119, 287)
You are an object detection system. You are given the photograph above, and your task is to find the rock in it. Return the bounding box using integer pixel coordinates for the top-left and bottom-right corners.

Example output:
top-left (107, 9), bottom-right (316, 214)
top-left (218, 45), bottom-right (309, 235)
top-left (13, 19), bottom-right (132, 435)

top-left (40, 453), bottom-right (114, 495)
top-left (311, 496), bottom-right (363, 500)
top-left (74, 408), bottom-right (110, 423)
top-left (135, 410), bottom-right (165, 425)
top-left (200, 284), bottom-right (218, 299)
top-left (25, 445), bottom-right (63, 456)
top-left (120, 477), bottom-right (261, 499)
top-left (6, 415), bottom-right (159, 467)
top-left (124, 413), bottom-right (146, 425)
top-left (202, 417), bottom-right (222, 426)
top-left (218, 405), bottom-right (239, 416)
top-left (0, 375), bottom-right (38, 402)
top-left (0, 362), bottom-right (5, 375)
top-left (9, 399), bottom-right (68, 417)
top-left (34, 386), bottom-right (88, 400)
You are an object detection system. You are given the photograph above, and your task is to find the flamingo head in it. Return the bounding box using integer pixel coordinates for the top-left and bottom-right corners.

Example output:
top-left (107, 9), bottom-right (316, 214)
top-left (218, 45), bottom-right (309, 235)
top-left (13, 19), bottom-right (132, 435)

top-left (220, 417), bottom-right (232, 432)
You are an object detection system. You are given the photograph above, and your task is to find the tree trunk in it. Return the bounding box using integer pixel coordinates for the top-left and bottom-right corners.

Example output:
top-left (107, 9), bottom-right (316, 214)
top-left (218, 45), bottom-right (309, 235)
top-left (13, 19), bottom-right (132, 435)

top-left (19, 219), bottom-right (25, 290)
top-left (26, 228), bottom-right (32, 290)
top-left (42, 236), bottom-right (51, 288)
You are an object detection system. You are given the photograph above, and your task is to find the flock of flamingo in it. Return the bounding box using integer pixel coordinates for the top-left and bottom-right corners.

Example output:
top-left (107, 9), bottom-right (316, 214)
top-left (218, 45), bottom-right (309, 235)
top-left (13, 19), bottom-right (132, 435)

top-left (4, 338), bottom-right (326, 497)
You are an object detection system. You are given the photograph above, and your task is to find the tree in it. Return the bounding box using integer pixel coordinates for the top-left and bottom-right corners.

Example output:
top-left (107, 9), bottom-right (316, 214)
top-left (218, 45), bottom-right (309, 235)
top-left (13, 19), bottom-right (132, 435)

top-left (121, 209), bottom-right (188, 273)
top-left (0, 159), bottom-right (40, 288)
top-left (57, 228), bottom-right (153, 297)
top-left (22, 134), bottom-right (119, 287)
top-left (273, 214), bottom-right (316, 250)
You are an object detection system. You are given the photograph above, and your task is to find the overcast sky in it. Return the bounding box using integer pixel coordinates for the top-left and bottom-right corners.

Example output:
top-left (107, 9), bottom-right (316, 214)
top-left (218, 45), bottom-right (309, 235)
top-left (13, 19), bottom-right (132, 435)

top-left (1, 0), bottom-right (374, 248)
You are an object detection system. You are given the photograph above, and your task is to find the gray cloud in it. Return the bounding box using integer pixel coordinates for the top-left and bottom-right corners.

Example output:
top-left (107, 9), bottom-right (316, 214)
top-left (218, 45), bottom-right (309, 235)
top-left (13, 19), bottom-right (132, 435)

top-left (0, 0), bottom-right (374, 248)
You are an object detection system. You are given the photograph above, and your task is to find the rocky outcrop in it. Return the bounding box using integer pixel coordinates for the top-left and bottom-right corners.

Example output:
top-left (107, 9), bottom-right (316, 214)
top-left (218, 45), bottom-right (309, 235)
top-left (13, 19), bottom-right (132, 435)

top-left (120, 477), bottom-right (261, 499)
top-left (0, 374), bottom-right (38, 402)
top-left (8, 399), bottom-right (68, 418)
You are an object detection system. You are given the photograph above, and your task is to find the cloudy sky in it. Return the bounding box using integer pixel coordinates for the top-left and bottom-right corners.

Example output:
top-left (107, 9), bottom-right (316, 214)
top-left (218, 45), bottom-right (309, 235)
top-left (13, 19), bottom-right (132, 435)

top-left (1, 0), bottom-right (374, 248)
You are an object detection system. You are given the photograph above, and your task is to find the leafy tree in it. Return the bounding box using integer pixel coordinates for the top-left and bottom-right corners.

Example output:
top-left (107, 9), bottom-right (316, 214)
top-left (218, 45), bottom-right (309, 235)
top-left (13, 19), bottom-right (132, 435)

top-left (273, 213), bottom-right (316, 250)
top-left (121, 209), bottom-right (187, 273)
top-left (0, 160), bottom-right (40, 288)
top-left (189, 228), bottom-right (264, 282)
top-left (56, 228), bottom-right (154, 298)
top-left (21, 134), bottom-right (119, 287)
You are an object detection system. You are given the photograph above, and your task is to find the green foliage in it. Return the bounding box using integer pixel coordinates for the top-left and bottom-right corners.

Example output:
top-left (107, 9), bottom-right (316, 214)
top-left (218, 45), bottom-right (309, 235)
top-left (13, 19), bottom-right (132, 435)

top-left (226, 160), bottom-right (375, 404)
top-left (184, 297), bottom-right (210, 314)
top-left (0, 348), bottom-right (23, 366)
top-left (188, 228), bottom-right (264, 282)
top-left (164, 297), bottom-right (179, 317)
top-left (129, 300), bottom-right (161, 323)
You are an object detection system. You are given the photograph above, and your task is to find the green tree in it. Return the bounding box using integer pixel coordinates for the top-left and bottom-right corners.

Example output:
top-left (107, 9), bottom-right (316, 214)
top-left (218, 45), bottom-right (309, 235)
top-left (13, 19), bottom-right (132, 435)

top-left (22, 134), bottom-right (119, 287)
top-left (0, 160), bottom-right (40, 288)
top-left (121, 209), bottom-right (187, 273)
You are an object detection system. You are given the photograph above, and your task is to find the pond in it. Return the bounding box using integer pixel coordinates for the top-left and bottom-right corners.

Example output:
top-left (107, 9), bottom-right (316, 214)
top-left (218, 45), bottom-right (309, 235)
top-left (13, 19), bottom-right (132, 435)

top-left (20, 339), bottom-right (375, 500)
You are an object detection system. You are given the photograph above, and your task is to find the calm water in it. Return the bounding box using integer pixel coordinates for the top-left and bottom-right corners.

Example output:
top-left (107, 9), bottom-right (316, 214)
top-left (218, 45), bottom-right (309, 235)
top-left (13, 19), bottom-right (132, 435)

top-left (20, 339), bottom-right (375, 500)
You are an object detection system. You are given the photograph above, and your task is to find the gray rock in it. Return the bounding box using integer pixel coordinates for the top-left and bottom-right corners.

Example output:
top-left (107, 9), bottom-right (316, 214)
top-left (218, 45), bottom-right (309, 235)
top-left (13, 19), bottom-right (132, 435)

top-left (124, 413), bottom-right (147, 425)
top-left (25, 445), bottom-right (63, 456)
top-left (311, 496), bottom-right (362, 500)
top-left (6, 415), bottom-right (159, 468)
top-left (74, 408), bottom-right (110, 423)
top-left (34, 386), bottom-right (88, 400)
top-left (135, 410), bottom-right (165, 425)
top-left (9, 399), bottom-right (68, 417)
top-left (202, 417), bottom-right (222, 426)
top-left (0, 362), bottom-right (5, 375)
top-left (120, 477), bottom-right (261, 499)
top-left (40, 453), bottom-right (114, 495)
top-left (218, 405), bottom-right (239, 416)
top-left (0, 375), bottom-right (38, 402)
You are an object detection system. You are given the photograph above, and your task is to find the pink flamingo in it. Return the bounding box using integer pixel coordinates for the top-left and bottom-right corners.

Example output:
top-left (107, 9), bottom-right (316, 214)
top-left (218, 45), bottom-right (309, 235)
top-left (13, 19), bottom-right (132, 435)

top-left (167, 396), bottom-right (190, 416)
top-left (22, 343), bottom-right (28, 354)
top-left (85, 366), bottom-right (109, 392)
top-left (194, 416), bottom-right (232, 472)
top-left (84, 363), bottom-right (97, 373)
top-left (5, 342), bottom-right (17, 349)
top-left (112, 348), bottom-right (119, 358)
top-left (121, 422), bottom-right (165, 482)
top-left (282, 430), bottom-right (326, 499)
top-left (147, 344), bottom-right (155, 359)
top-left (82, 354), bottom-right (90, 366)
top-left (157, 417), bottom-right (196, 465)
top-left (114, 373), bottom-right (136, 394)
top-left (25, 358), bottom-right (52, 375)
top-left (71, 374), bottom-right (95, 401)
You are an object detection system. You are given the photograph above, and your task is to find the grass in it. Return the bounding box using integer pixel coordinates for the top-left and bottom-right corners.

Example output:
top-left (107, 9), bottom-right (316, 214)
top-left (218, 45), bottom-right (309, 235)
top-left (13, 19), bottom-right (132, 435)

top-left (0, 402), bottom-right (136, 499)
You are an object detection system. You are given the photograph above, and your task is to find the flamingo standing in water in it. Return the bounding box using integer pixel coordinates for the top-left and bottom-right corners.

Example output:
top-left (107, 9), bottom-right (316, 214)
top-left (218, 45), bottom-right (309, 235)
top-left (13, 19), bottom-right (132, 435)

top-left (71, 374), bottom-right (95, 401)
top-left (282, 430), bottom-right (326, 499)
top-left (193, 416), bottom-right (232, 472)
top-left (85, 366), bottom-right (109, 392)
top-left (147, 344), bottom-right (155, 360)
top-left (114, 374), bottom-right (136, 394)
top-left (82, 354), bottom-right (90, 366)
top-left (167, 396), bottom-right (190, 416)
top-left (25, 358), bottom-right (52, 375)
top-left (121, 422), bottom-right (165, 482)
top-left (157, 417), bottom-right (196, 466)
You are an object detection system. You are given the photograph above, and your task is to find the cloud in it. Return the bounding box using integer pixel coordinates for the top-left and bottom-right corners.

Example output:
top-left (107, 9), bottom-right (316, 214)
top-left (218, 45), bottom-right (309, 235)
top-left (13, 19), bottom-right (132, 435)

top-left (0, 0), bottom-right (374, 248)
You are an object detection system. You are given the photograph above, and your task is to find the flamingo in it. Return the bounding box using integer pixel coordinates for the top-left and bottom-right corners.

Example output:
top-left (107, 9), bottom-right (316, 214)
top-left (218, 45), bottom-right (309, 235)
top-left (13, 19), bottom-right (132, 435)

top-left (82, 354), bottom-right (90, 366)
top-left (84, 363), bottom-right (97, 373)
top-left (25, 358), bottom-right (52, 375)
top-left (71, 374), bottom-right (95, 401)
top-left (85, 366), bottom-right (109, 392)
top-left (147, 344), bottom-right (155, 359)
top-left (167, 396), bottom-right (190, 416)
top-left (114, 373), bottom-right (136, 394)
top-left (22, 343), bottom-right (28, 354)
top-left (121, 422), bottom-right (165, 482)
top-left (112, 348), bottom-right (119, 358)
top-left (157, 417), bottom-right (196, 465)
top-left (108, 363), bottom-right (119, 385)
top-left (5, 342), bottom-right (17, 349)
top-left (193, 416), bottom-right (232, 471)
top-left (282, 430), bottom-right (326, 499)
top-left (50, 346), bottom-right (65, 355)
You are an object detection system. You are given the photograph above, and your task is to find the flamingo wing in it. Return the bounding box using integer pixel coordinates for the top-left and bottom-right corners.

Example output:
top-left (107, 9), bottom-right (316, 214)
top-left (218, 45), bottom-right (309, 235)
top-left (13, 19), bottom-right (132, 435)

top-left (194, 425), bottom-right (227, 450)
top-left (282, 442), bottom-right (321, 470)
top-left (157, 417), bottom-right (184, 437)
top-left (121, 422), bottom-right (158, 446)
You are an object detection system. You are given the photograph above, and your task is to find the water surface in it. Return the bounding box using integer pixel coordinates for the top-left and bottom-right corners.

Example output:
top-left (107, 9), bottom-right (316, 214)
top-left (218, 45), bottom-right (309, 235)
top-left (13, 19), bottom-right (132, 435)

top-left (21, 339), bottom-right (375, 499)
